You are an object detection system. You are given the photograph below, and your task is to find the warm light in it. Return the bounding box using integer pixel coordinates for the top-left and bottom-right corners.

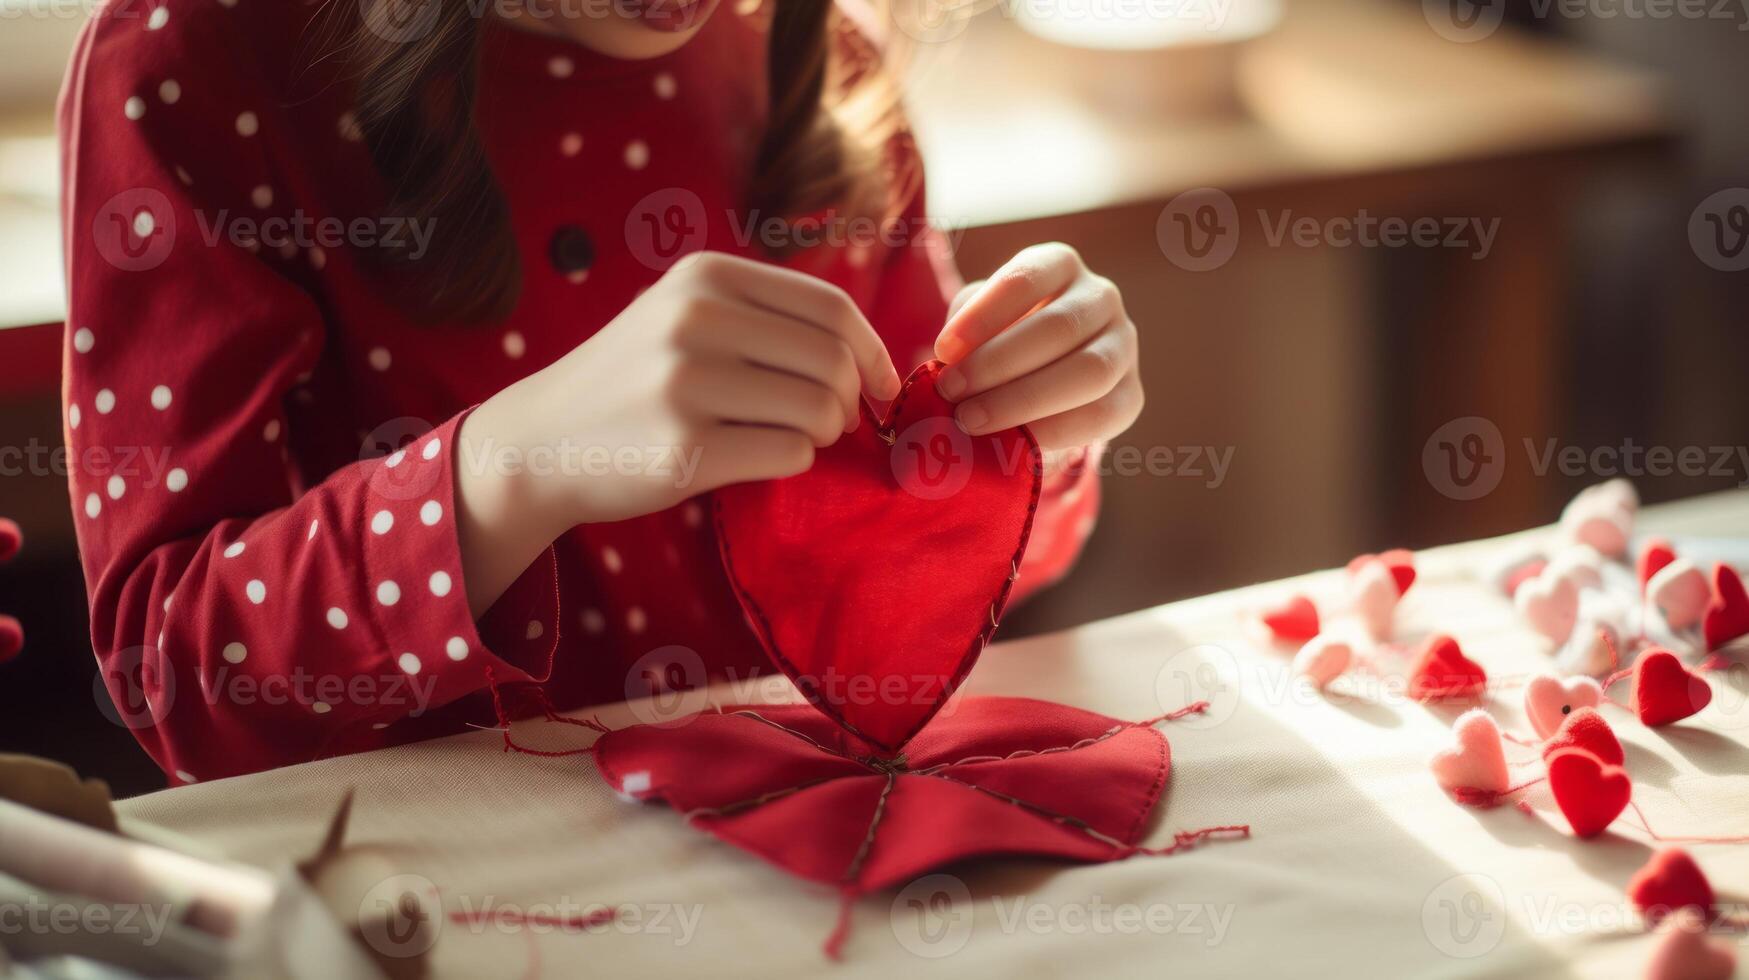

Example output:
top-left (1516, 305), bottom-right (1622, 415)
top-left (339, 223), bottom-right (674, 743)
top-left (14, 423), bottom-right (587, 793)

top-left (1013, 0), bottom-right (1280, 49)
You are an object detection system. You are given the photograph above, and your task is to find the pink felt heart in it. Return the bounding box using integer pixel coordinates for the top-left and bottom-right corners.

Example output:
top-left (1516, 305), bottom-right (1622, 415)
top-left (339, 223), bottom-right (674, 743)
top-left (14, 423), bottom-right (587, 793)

top-left (1648, 558), bottom-right (1710, 631)
top-left (1261, 594), bottom-right (1321, 642)
top-left (1561, 492), bottom-right (1632, 559)
top-left (1524, 674), bottom-right (1603, 740)
top-left (1542, 706), bottom-right (1624, 767)
top-left (1545, 545), bottom-right (1606, 592)
top-left (1346, 548), bottom-right (1416, 595)
top-left (1702, 562), bottom-right (1749, 652)
top-left (1638, 537), bottom-right (1677, 593)
top-left (1629, 848), bottom-right (1717, 924)
top-left (1348, 561), bottom-right (1399, 642)
top-left (713, 361), bottom-right (1041, 754)
top-left (1632, 648), bottom-right (1713, 727)
top-left (1516, 568), bottom-right (1579, 645)
top-left (1430, 708), bottom-right (1510, 796)
top-left (1645, 909), bottom-right (1736, 980)
top-left (1556, 623), bottom-right (1619, 677)
top-left (1546, 747), bottom-right (1631, 839)
top-left (1408, 634), bottom-right (1487, 701)
top-left (1292, 634), bottom-right (1352, 690)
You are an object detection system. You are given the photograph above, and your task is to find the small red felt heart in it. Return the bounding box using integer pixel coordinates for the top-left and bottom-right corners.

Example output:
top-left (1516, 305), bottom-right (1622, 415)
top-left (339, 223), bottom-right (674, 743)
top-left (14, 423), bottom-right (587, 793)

top-left (1408, 634), bottom-right (1486, 700)
top-left (1546, 747), bottom-right (1631, 839)
top-left (1632, 648), bottom-right (1713, 726)
top-left (1347, 548), bottom-right (1416, 595)
top-left (1702, 563), bottom-right (1749, 652)
top-left (714, 361), bottom-right (1041, 754)
top-left (1261, 594), bottom-right (1320, 642)
top-left (1638, 537), bottom-right (1677, 593)
top-left (1629, 848), bottom-right (1717, 924)
top-left (1541, 707), bottom-right (1624, 767)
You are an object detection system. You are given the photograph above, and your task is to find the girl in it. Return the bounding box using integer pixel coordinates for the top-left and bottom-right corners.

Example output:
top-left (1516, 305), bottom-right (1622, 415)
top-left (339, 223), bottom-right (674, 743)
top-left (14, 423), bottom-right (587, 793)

top-left (61, 0), bottom-right (1143, 781)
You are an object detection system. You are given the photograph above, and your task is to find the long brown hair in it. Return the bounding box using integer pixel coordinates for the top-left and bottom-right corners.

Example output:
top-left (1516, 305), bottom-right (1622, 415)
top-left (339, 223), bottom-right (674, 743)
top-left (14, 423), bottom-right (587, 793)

top-left (328, 0), bottom-right (900, 324)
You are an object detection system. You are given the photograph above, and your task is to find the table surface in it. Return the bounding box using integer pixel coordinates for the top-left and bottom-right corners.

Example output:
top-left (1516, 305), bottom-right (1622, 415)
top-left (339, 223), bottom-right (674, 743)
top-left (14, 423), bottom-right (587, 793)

top-left (117, 489), bottom-right (1749, 978)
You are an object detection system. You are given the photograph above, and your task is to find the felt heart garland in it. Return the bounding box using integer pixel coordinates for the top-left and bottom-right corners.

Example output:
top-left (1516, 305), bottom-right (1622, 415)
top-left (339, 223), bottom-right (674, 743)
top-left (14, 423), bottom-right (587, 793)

top-left (1546, 747), bottom-right (1632, 839)
top-left (1347, 549), bottom-right (1416, 595)
top-left (713, 361), bottom-right (1041, 754)
top-left (1645, 910), bottom-right (1737, 980)
top-left (1629, 649), bottom-right (1714, 727)
top-left (1702, 562), bottom-right (1749, 652)
top-left (1408, 634), bottom-right (1488, 700)
top-left (1628, 848), bottom-right (1717, 924)
top-left (1261, 594), bottom-right (1321, 642)
top-left (1638, 537), bottom-right (1677, 593)
top-left (1541, 707), bottom-right (1624, 767)
top-left (1523, 674), bottom-right (1603, 740)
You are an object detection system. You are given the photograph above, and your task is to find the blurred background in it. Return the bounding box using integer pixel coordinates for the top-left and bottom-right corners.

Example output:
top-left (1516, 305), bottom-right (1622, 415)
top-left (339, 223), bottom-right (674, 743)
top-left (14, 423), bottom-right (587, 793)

top-left (0, 0), bottom-right (1745, 796)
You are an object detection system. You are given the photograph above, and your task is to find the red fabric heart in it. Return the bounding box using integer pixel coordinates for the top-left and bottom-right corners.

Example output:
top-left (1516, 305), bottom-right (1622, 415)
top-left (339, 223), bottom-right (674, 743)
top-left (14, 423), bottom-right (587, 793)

top-left (1638, 537), bottom-right (1677, 593)
top-left (1632, 648), bottom-right (1713, 726)
top-left (1408, 634), bottom-right (1487, 700)
top-left (1347, 548), bottom-right (1416, 595)
top-left (1702, 563), bottom-right (1749, 652)
top-left (1546, 747), bottom-right (1631, 839)
top-left (1261, 594), bottom-right (1320, 642)
top-left (1628, 848), bottom-right (1717, 924)
top-left (713, 362), bottom-right (1041, 754)
top-left (1541, 707), bottom-right (1624, 767)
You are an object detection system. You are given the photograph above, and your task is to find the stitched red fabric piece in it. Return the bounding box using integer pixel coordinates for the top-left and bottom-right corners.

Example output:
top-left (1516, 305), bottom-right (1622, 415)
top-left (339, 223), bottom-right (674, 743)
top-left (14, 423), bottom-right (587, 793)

top-left (713, 361), bottom-right (1042, 754)
top-left (591, 697), bottom-right (1169, 894)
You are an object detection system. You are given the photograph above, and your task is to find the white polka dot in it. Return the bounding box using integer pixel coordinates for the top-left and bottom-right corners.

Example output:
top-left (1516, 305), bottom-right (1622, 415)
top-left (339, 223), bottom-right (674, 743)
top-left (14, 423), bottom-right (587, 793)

top-left (175, 165), bottom-right (193, 186)
top-left (397, 651), bottom-right (422, 674)
top-left (368, 347), bottom-right (391, 371)
top-left (560, 132), bottom-right (583, 157)
top-left (236, 112), bottom-right (259, 137)
top-left (371, 722), bottom-right (388, 730)
top-left (307, 519), bottom-right (319, 540)
top-left (245, 580), bottom-right (266, 604)
top-left (376, 580), bottom-right (401, 605)
top-left (72, 327), bottom-right (94, 353)
top-left (654, 72), bottom-right (677, 99)
top-left (150, 385), bottom-right (172, 410)
top-left (223, 541), bottom-right (245, 558)
top-left (548, 56), bottom-right (574, 78)
top-left (326, 607), bottom-right (348, 629)
top-left (165, 467), bottom-right (187, 492)
top-left (175, 770), bottom-right (195, 783)
top-left (132, 209), bottom-right (156, 238)
top-left (683, 502), bottom-right (703, 527)
top-left (624, 140), bottom-right (650, 170)
top-left (277, 240), bottom-right (297, 261)
top-left (626, 606), bottom-right (647, 634)
top-left (601, 546), bottom-right (623, 574)
top-left (263, 419), bottom-right (281, 442)
top-left (370, 510), bottom-right (394, 535)
top-left (312, 701), bottom-right (332, 714)
top-left (445, 636), bottom-right (469, 661)
top-left (567, 269), bottom-right (589, 285)
top-left (107, 475), bottom-right (126, 500)
top-left (421, 439), bottom-right (440, 461)
top-left (222, 641), bottom-right (247, 664)
top-left (69, 404), bottom-right (81, 429)
top-left (158, 79), bottom-right (180, 104)
top-left (146, 6), bottom-right (169, 30)
top-left (338, 111), bottom-right (363, 142)
top-left (309, 247), bottom-right (327, 270)
top-left (251, 185), bottom-right (273, 209)
top-left (428, 570), bottom-right (452, 597)
top-left (419, 500), bottom-right (442, 525)
top-left (84, 493), bottom-right (101, 518)
top-left (502, 331), bottom-right (526, 359)
top-left (580, 608), bottom-right (605, 635)
top-left (95, 389), bottom-right (116, 414)
top-left (526, 620), bottom-right (544, 640)
top-left (124, 97), bottom-right (146, 121)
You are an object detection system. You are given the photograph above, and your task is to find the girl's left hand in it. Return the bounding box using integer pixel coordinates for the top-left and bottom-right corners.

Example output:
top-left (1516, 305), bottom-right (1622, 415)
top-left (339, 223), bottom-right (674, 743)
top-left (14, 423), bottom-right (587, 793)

top-left (933, 243), bottom-right (1143, 452)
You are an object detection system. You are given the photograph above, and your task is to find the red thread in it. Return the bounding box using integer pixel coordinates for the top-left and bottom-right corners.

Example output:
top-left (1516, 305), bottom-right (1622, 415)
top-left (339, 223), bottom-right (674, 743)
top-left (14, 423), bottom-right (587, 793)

top-left (1624, 801), bottom-right (1749, 845)
top-left (1132, 700), bottom-right (1211, 727)
top-left (1449, 775), bottom-right (1547, 808)
top-left (448, 907), bottom-right (617, 931)
top-left (482, 666), bottom-right (610, 758)
top-left (1123, 824), bottom-right (1252, 857)
top-left (821, 888), bottom-right (858, 961)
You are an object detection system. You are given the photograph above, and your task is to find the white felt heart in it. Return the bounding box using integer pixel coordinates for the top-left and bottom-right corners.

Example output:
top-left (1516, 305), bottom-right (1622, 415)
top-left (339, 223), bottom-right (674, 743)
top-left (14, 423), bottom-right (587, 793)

top-left (1545, 544), bottom-right (1606, 592)
top-left (1484, 543), bottom-right (1547, 596)
top-left (1430, 709), bottom-right (1510, 795)
top-left (1524, 674), bottom-right (1604, 739)
top-left (1347, 560), bottom-right (1398, 642)
top-left (1560, 488), bottom-right (1633, 558)
top-left (1516, 568), bottom-right (1580, 645)
top-left (1556, 620), bottom-right (1619, 676)
top-left (1648, 558), bottom-right (1710, 631)
top-left (1292, 634), bottom-right (1353, 690)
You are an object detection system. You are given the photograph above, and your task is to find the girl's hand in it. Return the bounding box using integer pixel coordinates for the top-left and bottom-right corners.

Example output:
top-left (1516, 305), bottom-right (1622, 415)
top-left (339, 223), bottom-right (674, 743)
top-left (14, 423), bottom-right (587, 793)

top-left (934, 243), bottom-right (1143, 452)
top-left (455, 251), bottom-right (901, 613)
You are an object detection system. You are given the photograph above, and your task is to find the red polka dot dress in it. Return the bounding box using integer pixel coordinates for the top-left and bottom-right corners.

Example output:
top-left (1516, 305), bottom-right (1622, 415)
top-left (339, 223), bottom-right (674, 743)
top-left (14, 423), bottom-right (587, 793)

top-left (59, 0), bottom-right (1100, 782)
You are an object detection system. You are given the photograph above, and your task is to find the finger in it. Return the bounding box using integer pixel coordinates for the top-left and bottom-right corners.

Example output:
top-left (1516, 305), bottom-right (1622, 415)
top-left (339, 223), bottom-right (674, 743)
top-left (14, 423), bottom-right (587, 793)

top-left (935, 243), bottom-right (1081, 365)
top-left (702, 423), bottom-right (817, 486)
top-left (681, 304), bottom-right (863, 432)
top-left (947, 279), bottom-right (985, 320)
top-left (700, 253), bottom-right (901, 399)
top-left (1025, 373), bottom-right (1146, 452)
top-left (937, 275), bottom-right (1121, 401)
top-left (953, 324), bottom-right (1135, 436)
top-left (682, 360), bottom-right (847, 448)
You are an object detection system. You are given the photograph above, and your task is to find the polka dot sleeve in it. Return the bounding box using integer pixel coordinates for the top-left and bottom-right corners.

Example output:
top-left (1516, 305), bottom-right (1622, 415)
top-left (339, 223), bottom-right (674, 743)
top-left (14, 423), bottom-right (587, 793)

top-left (60, 7), bottom-right (535, 782)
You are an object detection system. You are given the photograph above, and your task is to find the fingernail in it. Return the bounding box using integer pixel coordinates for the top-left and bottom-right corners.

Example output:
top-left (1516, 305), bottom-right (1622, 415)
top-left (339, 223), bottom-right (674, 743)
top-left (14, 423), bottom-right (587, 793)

top-left (936, 335), bottom-right (969, 364)
top-left (956, 402), bottom-right (987, 434)
top-left (936, 369), bottom-right (966, 401)
top-left (880, 371), bottom-right (902, 401)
